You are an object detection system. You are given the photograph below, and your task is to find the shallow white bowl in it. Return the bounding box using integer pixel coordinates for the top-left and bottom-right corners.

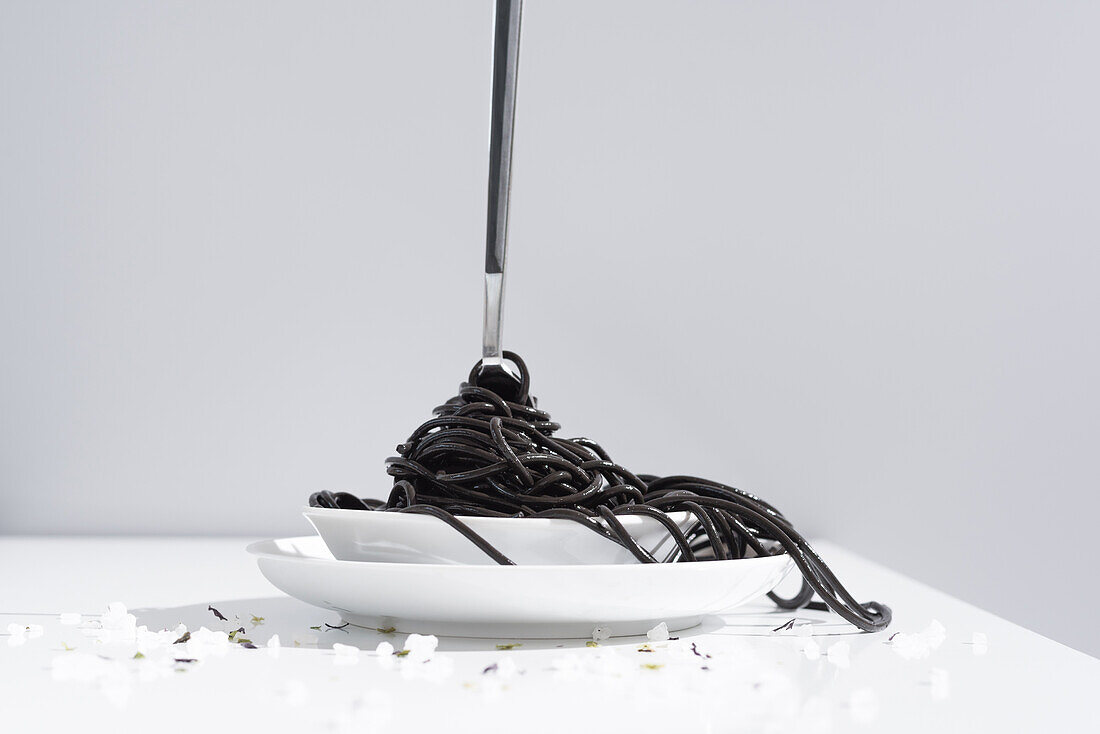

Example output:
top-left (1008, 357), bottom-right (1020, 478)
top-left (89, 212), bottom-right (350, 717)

top-left (248, 535), bottom-right (795, 638)
top-left (303, 505), bottom-right (697, 565)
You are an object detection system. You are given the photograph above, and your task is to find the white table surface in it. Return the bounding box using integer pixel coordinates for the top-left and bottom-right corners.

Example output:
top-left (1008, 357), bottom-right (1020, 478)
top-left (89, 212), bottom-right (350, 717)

top-left (0, 536), bottom-right (1095, 733)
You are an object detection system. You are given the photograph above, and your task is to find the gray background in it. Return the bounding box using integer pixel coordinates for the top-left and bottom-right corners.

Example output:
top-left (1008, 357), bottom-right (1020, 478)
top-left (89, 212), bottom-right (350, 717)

top-left (2, 1), bottom-right (1097, 656)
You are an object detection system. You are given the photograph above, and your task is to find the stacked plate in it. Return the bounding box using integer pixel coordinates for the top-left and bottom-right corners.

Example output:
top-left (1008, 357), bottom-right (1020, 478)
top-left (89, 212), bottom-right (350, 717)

top-left (248, 506), bottom-right (794, 638)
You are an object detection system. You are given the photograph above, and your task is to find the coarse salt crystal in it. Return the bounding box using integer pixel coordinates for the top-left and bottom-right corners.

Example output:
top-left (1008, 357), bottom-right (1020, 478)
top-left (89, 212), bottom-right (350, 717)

top-left (794, 624), bottom-right (814, 638)
top-left (591, 626), bottom-right (611, 642)
top-left (826, 641), bottom-right (850, 668)
top-left (802, 639), bottom-right (821, 661)
top-left (402, 633), bottom-right (439, 662)
top-left (267, 634), bottom-right (281, 648)
top-left (646, 622), bottom-right (670, 642)
top-left (375, 641), bottom-right (396, 670)
top-left (333, 642), bottom-right (360, 665)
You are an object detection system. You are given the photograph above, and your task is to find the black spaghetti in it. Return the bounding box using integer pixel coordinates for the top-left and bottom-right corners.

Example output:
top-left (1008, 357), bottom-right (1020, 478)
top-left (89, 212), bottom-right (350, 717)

top-left (310, 352), bottom-right (891, 633)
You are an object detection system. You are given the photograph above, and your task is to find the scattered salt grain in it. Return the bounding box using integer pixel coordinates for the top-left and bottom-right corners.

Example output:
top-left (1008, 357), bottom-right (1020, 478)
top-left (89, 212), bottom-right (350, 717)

top-left (375, 641), bottom-right (396, 670)
top-left (59, 613), bottom-right (81, 626)
top-left (134, 625), bottom-right (183, 653)
top-left (971, 632), bottom-right (988, 656)
top-left (96, 603), bottom-right (137, 644)
top-left (401, 633), bottom-right (439, 663)
top-left (591, 626), bottom-right (611, 642)
top-left (332, 642), bottom-right (360, 665)
top-left (826, 641), bottom-right (850, 669)
top-left (185, 627), bottom-right (230, 658)
top-left (7, 625), bottom-right (27, 647)
top-left (646, 622), bottom-right (670, 642)
top-left (929, 668), bottom-right (950, 700)
top-left (102, 603), bottom-right (135, 631)
top-left (888, 619), bottom-right (948, 661)
top-left (6, 623), bottom-right (44, 647)
top-left (802, 639), bottom-right (821, 661)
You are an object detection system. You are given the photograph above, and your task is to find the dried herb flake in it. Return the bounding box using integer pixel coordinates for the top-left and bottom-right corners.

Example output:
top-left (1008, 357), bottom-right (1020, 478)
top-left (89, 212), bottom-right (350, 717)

top-left (495, 643), bottom-right (522, 651)
top-left (208, 605), bottom-right (228, 622)
top-left (173, 631), bottom-right (191, 645)
top-left (690, 643), bottom-right (712, 659)
top-left (771, 619), bottom-right (796, 633)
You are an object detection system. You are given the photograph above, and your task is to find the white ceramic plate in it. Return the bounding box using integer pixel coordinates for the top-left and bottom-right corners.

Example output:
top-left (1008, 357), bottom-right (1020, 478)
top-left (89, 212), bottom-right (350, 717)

top-left (248, 535), bottom-right (795, 638)
top-left (303, 506), bottom-right (697, 565)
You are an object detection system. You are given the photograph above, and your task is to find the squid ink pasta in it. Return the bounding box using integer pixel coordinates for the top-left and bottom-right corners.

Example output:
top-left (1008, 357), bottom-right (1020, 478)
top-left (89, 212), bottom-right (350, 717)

top-left (310, 352), bottom-right (891, 633)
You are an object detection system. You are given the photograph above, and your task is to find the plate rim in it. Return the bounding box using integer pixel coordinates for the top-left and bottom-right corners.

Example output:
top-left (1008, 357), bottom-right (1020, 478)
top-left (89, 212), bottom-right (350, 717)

top-left (247, 535), bottom-right (793, 573)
